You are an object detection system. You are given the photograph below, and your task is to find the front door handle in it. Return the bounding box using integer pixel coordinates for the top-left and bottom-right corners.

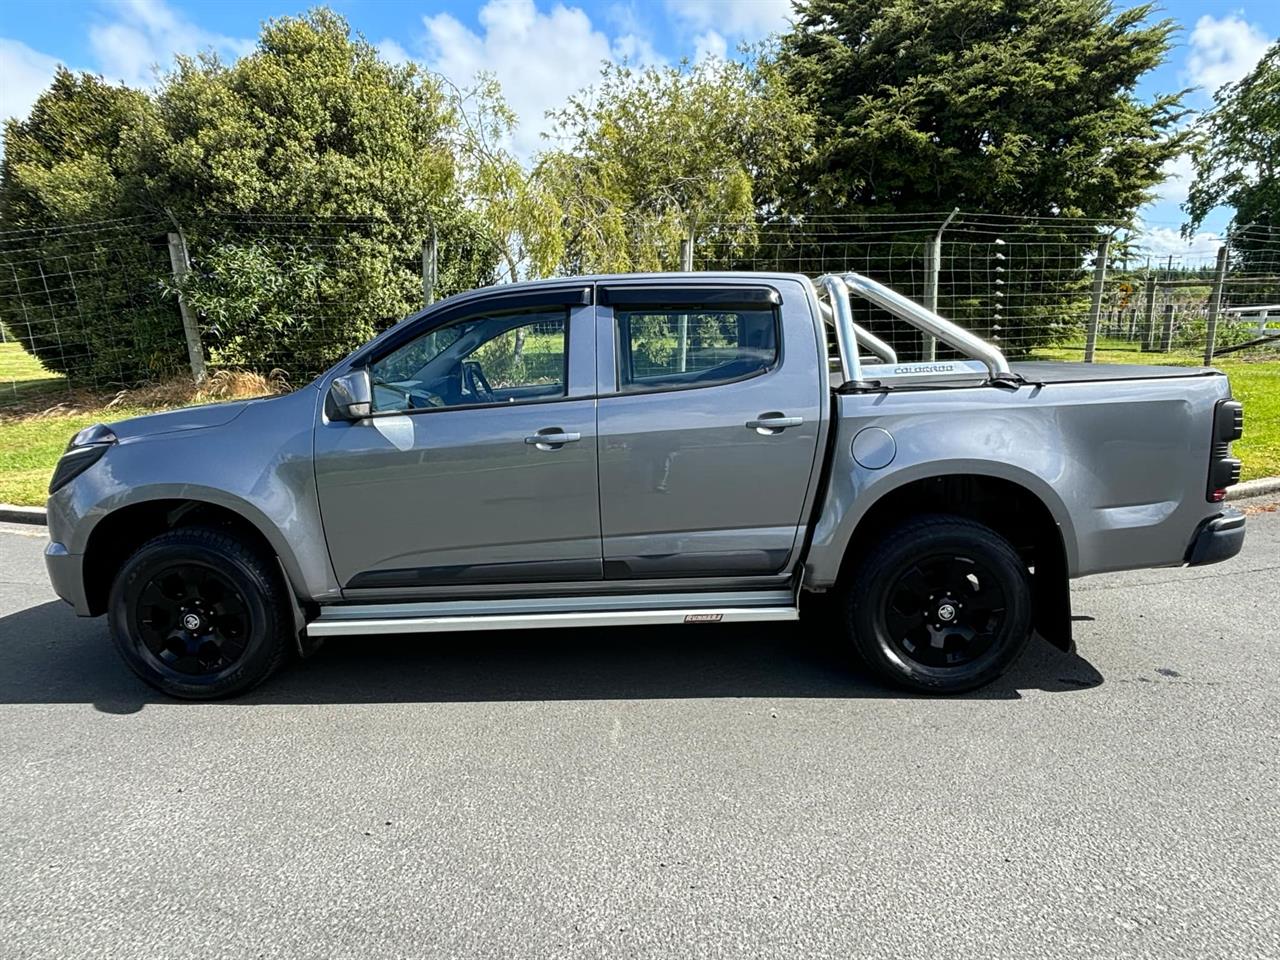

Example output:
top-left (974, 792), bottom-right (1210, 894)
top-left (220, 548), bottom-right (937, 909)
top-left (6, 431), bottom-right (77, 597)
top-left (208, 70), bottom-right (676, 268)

top-left (525, 428), bottom-right (582, 449)
top-left (746, 413), bottom-right (803, 435)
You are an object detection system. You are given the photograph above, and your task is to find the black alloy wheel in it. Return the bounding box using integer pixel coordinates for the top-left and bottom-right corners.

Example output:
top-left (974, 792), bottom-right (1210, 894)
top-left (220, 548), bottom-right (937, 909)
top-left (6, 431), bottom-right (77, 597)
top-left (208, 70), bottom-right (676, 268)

top-left (134, 563), bottom-right (252, 677)
top-left (882, 553), bottom-right (1009, 671)
top-left (845, 514), bottom-right (1033, 693)
top-left (109, 526), bottom-right (291, 699)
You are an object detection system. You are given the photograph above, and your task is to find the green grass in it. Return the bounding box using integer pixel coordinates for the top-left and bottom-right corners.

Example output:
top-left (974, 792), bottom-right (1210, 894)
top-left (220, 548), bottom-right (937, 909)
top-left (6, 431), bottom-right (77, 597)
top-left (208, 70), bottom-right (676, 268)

top-left (0, 341), bottom-right (70, 407)
top-left (1031, 340), bottom-right (1280, 482)
top-left (0, 404), bottom-right (161, 506)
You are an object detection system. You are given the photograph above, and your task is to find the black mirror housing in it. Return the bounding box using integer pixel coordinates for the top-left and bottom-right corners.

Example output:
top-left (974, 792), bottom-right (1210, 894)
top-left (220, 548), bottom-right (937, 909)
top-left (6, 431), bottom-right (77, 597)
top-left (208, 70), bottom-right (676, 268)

top-left (329, 369), bottom-right (373, 421)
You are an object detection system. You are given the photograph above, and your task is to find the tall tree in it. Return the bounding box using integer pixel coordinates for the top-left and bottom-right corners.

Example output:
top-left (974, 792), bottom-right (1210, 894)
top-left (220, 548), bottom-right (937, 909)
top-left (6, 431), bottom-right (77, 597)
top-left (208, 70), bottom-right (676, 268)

top-left (0, 71), bottom-right (176, 382)
top-left (772, 0), bottom-right (1188, 354)
top-left (778, 0), bottom-right (1187, 218)
top-left (0, 10), bottom-right (495, 385)
top-left (1184, 41), bottom-right (1280, 267)
top-left (131, 8), bottom-right (485, 373)
top-left (537, 56), bottom-right (811, 273)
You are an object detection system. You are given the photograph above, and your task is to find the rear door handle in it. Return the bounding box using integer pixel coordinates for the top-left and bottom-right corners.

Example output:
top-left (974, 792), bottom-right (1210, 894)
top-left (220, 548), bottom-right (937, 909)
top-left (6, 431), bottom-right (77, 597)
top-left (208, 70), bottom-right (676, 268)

top-left (746, 414), bottom-right (803, 435)
top-left (525, 429), bottom-right (582, 449)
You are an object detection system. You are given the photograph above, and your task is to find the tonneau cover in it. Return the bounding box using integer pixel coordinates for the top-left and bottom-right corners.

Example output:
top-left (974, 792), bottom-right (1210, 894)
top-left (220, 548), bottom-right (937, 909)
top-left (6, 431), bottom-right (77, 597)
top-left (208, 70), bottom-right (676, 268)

top-left (1012, 361), bottom-right (1223, 384)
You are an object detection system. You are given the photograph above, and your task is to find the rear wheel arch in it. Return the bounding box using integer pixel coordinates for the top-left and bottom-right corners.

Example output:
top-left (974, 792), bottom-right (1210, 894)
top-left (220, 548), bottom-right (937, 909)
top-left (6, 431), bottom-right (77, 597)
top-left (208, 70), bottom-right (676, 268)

top-left (837, 472), bottom-right (1074, 652)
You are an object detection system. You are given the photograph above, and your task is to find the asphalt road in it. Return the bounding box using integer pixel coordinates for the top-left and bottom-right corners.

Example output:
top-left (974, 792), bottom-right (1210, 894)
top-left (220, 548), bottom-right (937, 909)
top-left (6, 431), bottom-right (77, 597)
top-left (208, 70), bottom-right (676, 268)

top-left (0, 512), bottom-right (1276, 960)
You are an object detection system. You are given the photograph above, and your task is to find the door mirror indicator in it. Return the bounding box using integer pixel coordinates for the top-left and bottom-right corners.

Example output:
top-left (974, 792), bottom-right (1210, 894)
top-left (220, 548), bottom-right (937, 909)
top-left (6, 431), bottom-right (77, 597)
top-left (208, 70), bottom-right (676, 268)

top-left (329, 370), bottom-right (373, 421)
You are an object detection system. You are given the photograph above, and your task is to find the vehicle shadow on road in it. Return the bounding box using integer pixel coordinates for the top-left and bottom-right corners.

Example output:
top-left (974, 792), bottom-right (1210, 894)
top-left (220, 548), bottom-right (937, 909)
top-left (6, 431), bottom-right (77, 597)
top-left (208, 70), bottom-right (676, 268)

top-left (0, 600), bottom-right (1105, 714)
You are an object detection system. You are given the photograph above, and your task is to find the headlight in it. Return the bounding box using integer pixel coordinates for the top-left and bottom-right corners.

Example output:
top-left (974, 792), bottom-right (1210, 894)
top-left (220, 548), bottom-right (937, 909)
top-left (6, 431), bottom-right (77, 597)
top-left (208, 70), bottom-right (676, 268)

top-left (67, 423), bottom-right (117, 451)
top-left (49, 424), bottom-right (117, 494)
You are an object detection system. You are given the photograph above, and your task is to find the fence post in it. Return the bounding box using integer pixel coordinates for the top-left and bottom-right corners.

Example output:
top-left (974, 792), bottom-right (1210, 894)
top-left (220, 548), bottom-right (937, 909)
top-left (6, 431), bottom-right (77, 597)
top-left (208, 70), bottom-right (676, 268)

top-left (1203, 244), bottom-right (1229, 364)
top-left (1160, 303), bottom-right (1175, 352)
top-left (1141, 277), bottom-right (1157, 351)
top-left (166, 231), bottom-right (207, 384)
top-left (923, 207), bottom-right (959, 361)
top-left (422, 229), bottom-right (438, 308)
top-left (1083, 236), bottom-right (1109, 363)
top-left (677, 229), bottom-right (694, 371)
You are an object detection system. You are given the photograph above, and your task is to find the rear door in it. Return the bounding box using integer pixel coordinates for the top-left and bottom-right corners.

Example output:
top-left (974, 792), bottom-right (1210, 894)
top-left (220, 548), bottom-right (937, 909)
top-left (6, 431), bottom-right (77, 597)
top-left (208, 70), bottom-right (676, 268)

top-left (594, 280), bottom-right (824, 579)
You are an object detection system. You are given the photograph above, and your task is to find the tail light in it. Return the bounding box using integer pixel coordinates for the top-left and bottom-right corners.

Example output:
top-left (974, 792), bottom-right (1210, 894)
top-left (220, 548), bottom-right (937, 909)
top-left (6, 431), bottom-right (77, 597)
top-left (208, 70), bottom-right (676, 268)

top-left (1207, 399), bottom-right (1243, 502)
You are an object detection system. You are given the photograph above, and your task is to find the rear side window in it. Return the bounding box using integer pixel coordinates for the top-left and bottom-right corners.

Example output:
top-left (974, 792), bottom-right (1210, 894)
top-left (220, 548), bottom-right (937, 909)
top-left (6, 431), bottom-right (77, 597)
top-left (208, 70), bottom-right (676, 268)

top-left (615, 306), bottom-right (778, 392)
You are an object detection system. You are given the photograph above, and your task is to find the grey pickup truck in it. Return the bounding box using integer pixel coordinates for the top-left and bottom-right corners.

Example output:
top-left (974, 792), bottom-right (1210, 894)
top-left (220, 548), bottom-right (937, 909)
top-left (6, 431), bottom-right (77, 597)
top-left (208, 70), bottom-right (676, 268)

top-left (44, 271), bottom-right (1246, 699)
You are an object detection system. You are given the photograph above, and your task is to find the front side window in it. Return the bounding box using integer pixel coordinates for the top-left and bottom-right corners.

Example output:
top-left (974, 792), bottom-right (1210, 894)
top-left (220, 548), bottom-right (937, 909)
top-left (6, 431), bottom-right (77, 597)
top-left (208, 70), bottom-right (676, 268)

top-left (369, 307), bottom-right (567, 413)
top-left (615, 306), bottom-right (778, 392)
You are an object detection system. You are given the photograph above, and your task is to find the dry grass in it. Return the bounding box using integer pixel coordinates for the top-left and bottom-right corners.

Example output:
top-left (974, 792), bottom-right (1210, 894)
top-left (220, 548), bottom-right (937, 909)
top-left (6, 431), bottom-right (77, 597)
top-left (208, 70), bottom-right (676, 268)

top-left (1, 368), bottom-right (291, 423)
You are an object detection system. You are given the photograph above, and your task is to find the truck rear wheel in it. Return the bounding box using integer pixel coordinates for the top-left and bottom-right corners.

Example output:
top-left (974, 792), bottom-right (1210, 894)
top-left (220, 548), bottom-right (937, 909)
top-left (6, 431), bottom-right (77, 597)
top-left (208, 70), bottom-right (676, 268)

top-left (108, 526), bottom-right (291, 700)
top-left (844, 514), bottom-right (1033, 693)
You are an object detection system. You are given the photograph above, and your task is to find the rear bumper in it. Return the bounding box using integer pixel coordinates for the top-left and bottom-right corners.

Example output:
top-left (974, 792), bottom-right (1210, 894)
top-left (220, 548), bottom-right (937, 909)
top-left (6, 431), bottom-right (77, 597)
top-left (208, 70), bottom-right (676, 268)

top-left (44, 541), bottom-right (91, 615)
top-left (1184, 510), bottom-right (1246, 567)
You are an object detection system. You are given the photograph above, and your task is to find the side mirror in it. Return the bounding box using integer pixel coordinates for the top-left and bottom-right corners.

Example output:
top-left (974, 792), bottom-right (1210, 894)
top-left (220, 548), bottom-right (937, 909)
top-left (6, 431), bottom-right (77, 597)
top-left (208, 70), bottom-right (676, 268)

top-left (329, 369), bottom-right (373, 421)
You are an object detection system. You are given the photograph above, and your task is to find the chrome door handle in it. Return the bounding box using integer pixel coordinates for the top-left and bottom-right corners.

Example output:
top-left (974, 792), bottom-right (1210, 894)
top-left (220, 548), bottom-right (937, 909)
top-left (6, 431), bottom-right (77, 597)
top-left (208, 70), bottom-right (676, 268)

top-left (525, 429), bottom-right (581, 449)
top-left (746, 414), bottom-right (803, 435)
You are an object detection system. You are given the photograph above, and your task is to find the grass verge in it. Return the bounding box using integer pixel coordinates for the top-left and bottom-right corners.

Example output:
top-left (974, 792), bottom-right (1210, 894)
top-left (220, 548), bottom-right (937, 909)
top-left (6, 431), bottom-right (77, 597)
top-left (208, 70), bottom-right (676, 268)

top-left (1, 345), bottom-right (286, 506)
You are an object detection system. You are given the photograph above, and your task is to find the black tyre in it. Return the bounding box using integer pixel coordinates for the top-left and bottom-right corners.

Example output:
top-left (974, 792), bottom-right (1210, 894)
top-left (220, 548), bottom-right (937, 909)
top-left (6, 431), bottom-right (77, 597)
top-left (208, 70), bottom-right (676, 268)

top-left (108, 526), bottom-right (291, 700)
top-left (844, 514), bottom-right (1033, 694)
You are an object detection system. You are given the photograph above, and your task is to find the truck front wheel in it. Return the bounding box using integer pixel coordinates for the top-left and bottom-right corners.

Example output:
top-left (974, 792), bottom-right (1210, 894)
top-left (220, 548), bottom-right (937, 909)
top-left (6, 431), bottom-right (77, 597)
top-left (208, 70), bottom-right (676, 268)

top-left (107, 526), bottom-right (291, 700)
top-left (844, 514), bottom-right (1033, 694)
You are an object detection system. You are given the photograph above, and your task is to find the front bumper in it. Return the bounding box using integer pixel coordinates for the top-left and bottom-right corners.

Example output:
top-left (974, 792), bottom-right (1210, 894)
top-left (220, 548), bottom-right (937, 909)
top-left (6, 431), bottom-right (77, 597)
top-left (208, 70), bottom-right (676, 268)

top-left (1184, 510), bottom-right (1246, 567)
top-left (44, 541), bottom-right (91, 615)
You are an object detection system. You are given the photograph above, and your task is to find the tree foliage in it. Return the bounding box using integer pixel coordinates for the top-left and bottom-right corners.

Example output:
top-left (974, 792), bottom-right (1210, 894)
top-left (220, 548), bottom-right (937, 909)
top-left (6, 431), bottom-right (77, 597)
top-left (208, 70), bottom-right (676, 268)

top-left (771, 0), bottom-right (1187, 354)
top-left (1185, 41), bottom-right (1280, 256)
top-left (537, 56), bottom-right (812, 272)
top-left (777, 0), bottom-right (1187, 218)
top-left (0, 71), bottom-right (181, 382)
top-left (0, 10), bottom-right (495, 383)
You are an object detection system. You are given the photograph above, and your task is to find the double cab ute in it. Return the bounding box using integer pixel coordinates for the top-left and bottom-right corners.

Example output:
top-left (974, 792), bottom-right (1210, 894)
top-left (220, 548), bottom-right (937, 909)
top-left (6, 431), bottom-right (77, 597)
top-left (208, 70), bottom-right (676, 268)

top-left (44, 272), bottom-right (1247, 698)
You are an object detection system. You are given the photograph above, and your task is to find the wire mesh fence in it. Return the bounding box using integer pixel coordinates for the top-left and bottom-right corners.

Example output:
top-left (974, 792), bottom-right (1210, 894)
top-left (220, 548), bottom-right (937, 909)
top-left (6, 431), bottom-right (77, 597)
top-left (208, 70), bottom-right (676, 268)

top-left (2, 211), bottom-right (1278, 409)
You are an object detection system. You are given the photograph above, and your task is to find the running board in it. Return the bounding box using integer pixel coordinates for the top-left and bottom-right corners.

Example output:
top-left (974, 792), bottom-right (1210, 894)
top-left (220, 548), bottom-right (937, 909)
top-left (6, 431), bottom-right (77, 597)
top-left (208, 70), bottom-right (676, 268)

top-left (307, 590), bottom-right (798, 637)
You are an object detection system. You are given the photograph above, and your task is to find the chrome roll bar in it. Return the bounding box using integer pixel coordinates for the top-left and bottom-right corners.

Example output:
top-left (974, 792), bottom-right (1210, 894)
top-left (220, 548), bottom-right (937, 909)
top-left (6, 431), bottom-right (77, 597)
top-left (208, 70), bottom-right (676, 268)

top-left (817, 274), bottom-right (862, 384)
top-left (817, 302), bottom-right (898, 365)
top-left (816, 272), bottom-right (1011, 381)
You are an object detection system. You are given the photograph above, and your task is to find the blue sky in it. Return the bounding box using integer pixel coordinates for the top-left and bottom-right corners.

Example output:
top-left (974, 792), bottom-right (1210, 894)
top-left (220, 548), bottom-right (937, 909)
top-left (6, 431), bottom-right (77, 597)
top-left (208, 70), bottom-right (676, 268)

top-left (1, 0), bottom-right (1276, 255)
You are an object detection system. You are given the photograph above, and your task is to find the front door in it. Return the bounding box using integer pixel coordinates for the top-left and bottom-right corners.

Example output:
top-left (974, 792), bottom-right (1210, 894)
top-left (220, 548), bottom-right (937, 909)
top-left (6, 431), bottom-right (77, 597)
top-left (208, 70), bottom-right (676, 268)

top-left (594, 281), bottom-right (824, 579)
top-left (315, 291), bottom-right (601, 593)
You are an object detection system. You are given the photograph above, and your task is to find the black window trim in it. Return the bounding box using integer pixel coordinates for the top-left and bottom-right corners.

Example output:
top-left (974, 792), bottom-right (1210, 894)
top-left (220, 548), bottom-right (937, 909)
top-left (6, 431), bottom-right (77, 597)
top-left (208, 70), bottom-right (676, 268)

top-left (351, 286), bottom-right (591, 370)
top-left (598, 283), bottom-right (782, 308)
top-left (610, 301), bottom-right (783, 398)
top-left (366, 304), bottom-right (573, 418)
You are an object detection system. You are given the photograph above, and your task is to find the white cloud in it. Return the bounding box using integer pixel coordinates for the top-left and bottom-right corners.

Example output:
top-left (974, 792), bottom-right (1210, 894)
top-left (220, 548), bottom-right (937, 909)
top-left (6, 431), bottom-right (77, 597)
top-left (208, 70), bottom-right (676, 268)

top-left (88, 0), bottom-right (252, 88)
top-left (0, 38), bottom-right (63, 133)
top-left (1152, 149), bottom-right (1196, 211)
top-left (665, 0), bottom-right (791, 41)
top-left (1186, 13), bottom-right (1272, 96)
top-left (694, 29), bottom-right (728, 62)
top-left (1135, 225), bottom-right (1223, 265)
top-left (376, 38), bottom-right (414, 67)
top-left (423, 0), bottom-right (655, 160)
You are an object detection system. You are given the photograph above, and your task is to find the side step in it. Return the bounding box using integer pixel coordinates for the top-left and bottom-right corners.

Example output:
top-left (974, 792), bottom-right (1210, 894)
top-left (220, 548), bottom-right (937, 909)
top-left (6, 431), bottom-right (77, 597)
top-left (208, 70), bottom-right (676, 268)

top-left (307, 590), bottom-right (798, 637)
